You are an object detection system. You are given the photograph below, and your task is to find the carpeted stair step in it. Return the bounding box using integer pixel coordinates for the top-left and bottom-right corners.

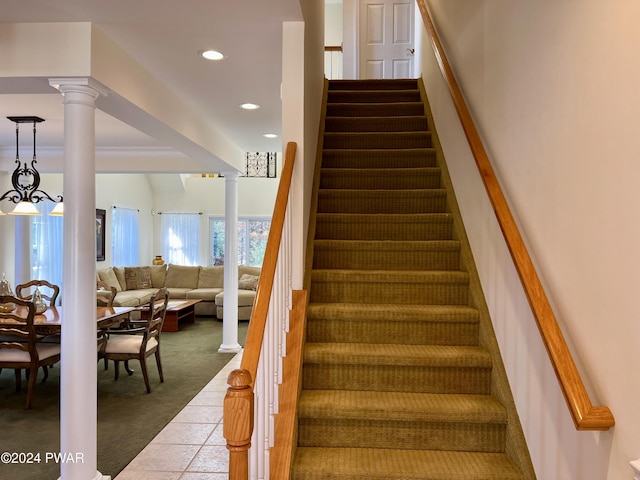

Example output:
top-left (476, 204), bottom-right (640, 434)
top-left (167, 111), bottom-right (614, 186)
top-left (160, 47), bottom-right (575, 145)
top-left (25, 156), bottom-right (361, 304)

top-left (328, 79), bottom-right (419, 90)
top-left (319, 167), bottom-right (441, 190)
top-left (324, 131), bottom-right (432, 149)
top-left (309, 269), bottom-right (469, 305)
top-left (302, 343), bottom-right (492, 394)
top-left (297, 390), bottom-right (507, 452)
top-left (324, 115), bottom-right (428, 132)
top-left (314, 213), bottom-right (454, 241)
top-left (326, 102), bottom-right (425, 117)
top-left (328, 89), bottom-right (420, 104)
top-left (306, 303), bottom-right (480, 346)
top-left (322, 148), bottom-right (437, 169)
top-left (291, 448), bottom-right (525, 480)
top-left (317, 189), bottom-right (447, 214)
top-left (312, 240), bottom-right (460, 270)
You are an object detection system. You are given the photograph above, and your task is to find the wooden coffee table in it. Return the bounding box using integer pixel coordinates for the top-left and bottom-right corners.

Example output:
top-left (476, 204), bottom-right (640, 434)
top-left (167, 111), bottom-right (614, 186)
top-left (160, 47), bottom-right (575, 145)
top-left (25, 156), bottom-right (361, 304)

top-left (139, 299), bottom-right (201, 332)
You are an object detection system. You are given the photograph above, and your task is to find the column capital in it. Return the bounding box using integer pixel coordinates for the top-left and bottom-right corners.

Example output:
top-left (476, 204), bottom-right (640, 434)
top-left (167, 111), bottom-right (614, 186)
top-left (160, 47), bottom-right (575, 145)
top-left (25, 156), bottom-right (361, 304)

top-left (48, 77), bottom-right (109, 100)
top-left (221, 170), bottom-right (241, 181)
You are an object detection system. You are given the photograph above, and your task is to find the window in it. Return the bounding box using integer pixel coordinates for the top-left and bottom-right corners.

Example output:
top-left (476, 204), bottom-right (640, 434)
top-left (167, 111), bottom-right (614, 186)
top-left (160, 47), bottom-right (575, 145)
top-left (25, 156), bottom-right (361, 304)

top-left (209, 217), bottom-right (270, 267)
top-left (111, 207), bottom-right (139, 266)
top-left (31, 201), bottom-right (63, 289)
top-left (161, 213), bottom-right (200, 266)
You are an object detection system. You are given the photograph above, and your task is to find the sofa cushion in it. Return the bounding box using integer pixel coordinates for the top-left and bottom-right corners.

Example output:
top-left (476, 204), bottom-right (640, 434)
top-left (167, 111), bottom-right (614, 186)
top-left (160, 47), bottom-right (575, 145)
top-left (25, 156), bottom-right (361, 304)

top-left (165, 287), bottom-right (192, 299)
top-left (113, 267), bottom-right (127, 291)
top-left (165, 264), bottom-right (200, 289)
top-left (239, 265), bottom-right (262, 278)
top-left (125, 266), bottom-right (153, 290)
top-left (215, 290), bottom-right (256, 307)
top-left (238, 273), bottom-right (259, 291)
top-left (150, 265), bottom-right (167, 288)
top-left (97, 268), bottom-right (123, 292)
top-left (186, 288), bottom-right (223, 301)
top-left (198, 266), bottom-right (224, 288)
top-left (111, 289), bottom-right (157, 307)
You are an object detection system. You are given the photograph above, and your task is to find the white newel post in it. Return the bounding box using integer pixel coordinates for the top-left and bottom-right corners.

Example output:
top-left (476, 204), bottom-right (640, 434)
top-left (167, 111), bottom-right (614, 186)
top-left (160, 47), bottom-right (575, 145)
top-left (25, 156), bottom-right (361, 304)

top-left (49, 78), bottom-right (108, 480)
top-left (219, 170), bottom-right (241, 353)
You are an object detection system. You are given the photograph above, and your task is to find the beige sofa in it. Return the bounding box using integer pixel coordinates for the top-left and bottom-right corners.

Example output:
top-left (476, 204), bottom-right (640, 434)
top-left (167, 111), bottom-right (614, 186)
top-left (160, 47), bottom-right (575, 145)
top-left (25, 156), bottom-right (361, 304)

top-left (97, 264), bottom-right (261, 319)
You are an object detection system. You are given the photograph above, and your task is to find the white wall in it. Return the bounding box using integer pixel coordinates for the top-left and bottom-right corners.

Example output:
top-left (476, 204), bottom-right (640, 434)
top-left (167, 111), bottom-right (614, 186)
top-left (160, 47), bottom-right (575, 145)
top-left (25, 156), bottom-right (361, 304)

top-left (419, 1), bottom-right (640, 479)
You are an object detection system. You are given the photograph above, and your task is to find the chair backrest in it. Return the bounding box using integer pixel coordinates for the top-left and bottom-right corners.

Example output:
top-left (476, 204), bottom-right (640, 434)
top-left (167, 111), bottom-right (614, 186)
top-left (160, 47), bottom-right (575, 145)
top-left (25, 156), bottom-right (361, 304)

top-left (145, 288), bottom-right (169, 342)
top-left (0, 295), bottom-right (37, 356)
top-left (97, 280), bottom-right (117, 308)
top-left (16, 280), bottom-right (60, 307)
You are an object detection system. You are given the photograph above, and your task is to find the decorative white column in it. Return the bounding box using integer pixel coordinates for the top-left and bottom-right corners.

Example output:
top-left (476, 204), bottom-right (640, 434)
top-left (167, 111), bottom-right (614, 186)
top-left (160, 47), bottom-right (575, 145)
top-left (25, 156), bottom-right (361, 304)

top-left (49, 78), bottom-right (109, 480)
top-left (14, 216), bottom-right (30, 285)
top-left (219, 170), bottom-right (241, 353)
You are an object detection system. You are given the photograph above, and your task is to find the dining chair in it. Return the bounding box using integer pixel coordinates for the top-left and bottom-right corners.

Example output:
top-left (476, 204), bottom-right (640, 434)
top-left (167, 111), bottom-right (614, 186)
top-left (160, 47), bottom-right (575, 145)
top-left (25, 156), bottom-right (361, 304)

top-left (16, 279), bottom-right (60, 307)
top-left (0, 295), bottom-right (61, 409)
top-left (97, 280), bottom-right (118, 308)
top-left (102, 288), bottom-right (169, 393)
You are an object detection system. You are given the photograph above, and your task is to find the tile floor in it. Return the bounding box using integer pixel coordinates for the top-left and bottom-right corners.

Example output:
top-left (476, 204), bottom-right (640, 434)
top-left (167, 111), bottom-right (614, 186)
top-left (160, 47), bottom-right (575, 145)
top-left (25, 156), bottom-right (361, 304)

top-left (114, 351), bottom-right (242, 480)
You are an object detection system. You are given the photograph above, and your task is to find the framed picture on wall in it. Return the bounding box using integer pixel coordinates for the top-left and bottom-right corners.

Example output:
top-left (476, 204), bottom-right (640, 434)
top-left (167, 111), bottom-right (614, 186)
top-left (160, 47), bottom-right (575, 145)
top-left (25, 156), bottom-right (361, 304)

top-left (96, 209), bottom-right (106, 261)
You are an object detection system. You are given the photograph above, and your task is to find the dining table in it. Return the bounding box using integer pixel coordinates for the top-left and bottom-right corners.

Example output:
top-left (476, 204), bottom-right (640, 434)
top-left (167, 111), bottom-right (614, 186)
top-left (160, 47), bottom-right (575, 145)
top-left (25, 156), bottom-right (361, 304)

top-left (0, 305), bottom-right (134, 335)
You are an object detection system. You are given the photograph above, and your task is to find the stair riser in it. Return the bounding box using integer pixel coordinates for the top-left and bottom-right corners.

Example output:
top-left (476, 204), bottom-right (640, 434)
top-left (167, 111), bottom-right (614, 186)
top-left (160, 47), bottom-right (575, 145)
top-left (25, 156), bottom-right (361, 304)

top-left (324, 132), bottom-right (432, 149)
top-left (325, 116), bottom-right (428, 133)
top-left (312, 249), bottom-right (460, 270)
top-left (297, 419), bottom-right (506, 453)
top-left (309, 281), bottom-right (468, 305)
top-left (328, 90), bottom-right (421, 103)
top-left (315, 217), bottom-right (453, 241)
top-left (326, 102), bottom-right (425, 117)
top-left (323, 150), bottom-right (437, 169)
top-left (320, 172), bottom-right (441, 190)
top-left (302, 364), bottom-right (491, 394)
top-left (328, 79), bottom-right (419, 91)
top-left (306, 319), bottom-right (479, 346)
top-left (317, 192), bottom-right (447, 214)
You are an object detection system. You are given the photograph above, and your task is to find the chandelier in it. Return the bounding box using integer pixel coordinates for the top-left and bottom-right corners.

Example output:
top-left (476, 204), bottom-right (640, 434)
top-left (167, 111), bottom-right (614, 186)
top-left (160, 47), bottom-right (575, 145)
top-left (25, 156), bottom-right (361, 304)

top-left (0, 116), bottom-right (63, 216)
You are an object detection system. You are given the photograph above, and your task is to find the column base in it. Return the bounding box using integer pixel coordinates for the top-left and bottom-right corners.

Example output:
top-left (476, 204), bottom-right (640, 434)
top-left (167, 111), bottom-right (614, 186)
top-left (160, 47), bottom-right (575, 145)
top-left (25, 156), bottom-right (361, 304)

top-left (218, 343), bottom-right (242, 353)
top-left (58, 471), bottom-right (110, 480)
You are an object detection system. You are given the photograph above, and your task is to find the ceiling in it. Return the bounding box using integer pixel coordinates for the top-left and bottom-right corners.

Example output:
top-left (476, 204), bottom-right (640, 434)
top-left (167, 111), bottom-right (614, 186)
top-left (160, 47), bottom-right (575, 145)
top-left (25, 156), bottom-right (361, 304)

top-left (0, 0), bottom-right (304, 173)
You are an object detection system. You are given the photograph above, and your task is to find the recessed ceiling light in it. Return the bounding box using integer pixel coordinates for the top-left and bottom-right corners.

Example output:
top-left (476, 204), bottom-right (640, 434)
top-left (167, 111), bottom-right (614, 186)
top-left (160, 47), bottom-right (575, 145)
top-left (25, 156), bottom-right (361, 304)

top-left (263, 133), bottom-right (278, 139)
top-left (200, 50), bottom-right (224, 61)
top-left (240, 103), bottom-right (260, 110)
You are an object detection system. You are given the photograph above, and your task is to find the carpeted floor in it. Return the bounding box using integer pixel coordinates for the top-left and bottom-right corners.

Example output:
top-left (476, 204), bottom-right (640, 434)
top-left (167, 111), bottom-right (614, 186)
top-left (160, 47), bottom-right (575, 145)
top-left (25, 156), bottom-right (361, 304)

top-left (0, 316), bottom-right (247, 480)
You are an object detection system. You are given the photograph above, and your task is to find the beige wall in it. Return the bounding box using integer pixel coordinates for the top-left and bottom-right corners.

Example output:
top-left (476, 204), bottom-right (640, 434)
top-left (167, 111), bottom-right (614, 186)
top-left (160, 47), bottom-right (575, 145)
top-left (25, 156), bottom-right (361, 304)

top-left (419, 1), bottom-right (640, 478)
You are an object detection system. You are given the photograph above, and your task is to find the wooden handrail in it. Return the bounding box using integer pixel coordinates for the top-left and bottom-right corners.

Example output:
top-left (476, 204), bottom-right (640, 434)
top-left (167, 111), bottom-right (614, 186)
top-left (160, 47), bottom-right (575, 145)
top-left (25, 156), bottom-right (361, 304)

top-left (324, 45), bottom-right (343, 52)
top-left (224, 141), bottom-right (298, 479)
top-left (417, 0), bottom-right (614, 431)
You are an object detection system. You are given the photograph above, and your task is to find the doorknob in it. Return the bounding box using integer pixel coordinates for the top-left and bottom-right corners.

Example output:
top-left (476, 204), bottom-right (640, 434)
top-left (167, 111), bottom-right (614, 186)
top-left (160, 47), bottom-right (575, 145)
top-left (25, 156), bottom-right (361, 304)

top-left (406, 48), bottom-right (415, 56)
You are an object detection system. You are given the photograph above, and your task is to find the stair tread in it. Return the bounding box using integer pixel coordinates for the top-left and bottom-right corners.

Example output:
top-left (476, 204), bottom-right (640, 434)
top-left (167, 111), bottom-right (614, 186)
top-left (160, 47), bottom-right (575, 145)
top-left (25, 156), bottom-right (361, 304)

top-left (306, 303), bottom-right (479, 322)
top-left (320, 167), bottom-right (440, 174)
top-left (314, 239), bottom-right (460, 251)
top-left (316, 212), bottom-right (452, 222)
top-left (311, 269), bottom-right (469, 283)
top-left (292, 448), bottom-right (524, 480)
top-left (304, 342), bottom-right (492, 367)
top-left (299, 390), bottom-right (506, 423)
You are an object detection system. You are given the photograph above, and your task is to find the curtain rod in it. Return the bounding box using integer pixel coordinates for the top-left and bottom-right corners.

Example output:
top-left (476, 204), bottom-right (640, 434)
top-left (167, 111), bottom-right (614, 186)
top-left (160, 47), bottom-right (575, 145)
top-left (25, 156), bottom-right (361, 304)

top-left (111, 206), bottom-right (140, 212)
top-left (156, 211), bottom-right (203, 215)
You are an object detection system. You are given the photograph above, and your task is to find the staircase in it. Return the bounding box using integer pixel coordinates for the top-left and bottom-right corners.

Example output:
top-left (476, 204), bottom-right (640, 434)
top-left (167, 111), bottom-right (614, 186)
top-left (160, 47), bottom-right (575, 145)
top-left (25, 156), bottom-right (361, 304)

top-left (291, 79), bottom-right (535, 479)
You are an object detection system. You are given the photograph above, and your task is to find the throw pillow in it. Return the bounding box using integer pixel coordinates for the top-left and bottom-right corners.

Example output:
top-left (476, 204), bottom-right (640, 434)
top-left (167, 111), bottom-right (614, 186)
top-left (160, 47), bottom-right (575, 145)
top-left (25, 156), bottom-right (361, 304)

top-left (238, 273), bottom-right (259, 291)
top-left (125, 267), bottom-right (153, 290)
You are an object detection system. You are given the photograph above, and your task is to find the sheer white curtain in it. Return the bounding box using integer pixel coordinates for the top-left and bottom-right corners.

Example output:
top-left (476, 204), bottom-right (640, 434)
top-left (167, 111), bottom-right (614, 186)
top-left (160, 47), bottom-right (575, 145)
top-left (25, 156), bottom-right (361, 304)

top-left (161, 213), bottom-right (199, 266)
top-left (31, 201), bottom-right (63, 290)
top-left (112, 207), bottom-right (139, 266)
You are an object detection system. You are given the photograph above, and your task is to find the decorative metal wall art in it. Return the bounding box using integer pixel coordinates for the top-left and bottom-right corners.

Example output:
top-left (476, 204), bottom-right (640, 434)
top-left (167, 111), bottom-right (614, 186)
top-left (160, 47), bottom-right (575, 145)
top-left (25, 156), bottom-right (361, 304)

top-left (245, 152), bottom-right (277, 178)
